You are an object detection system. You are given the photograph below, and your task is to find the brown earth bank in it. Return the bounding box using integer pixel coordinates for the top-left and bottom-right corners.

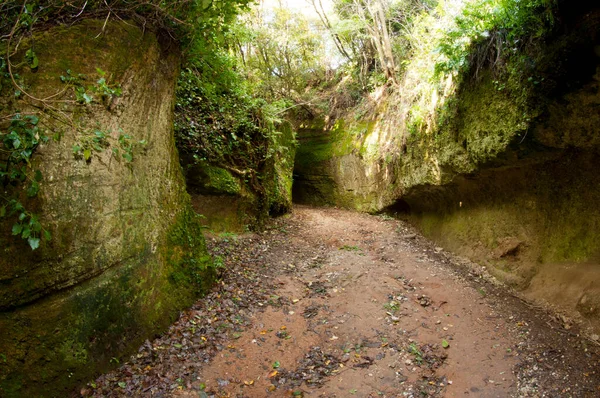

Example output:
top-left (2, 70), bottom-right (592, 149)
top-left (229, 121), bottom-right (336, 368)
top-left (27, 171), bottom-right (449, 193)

top-left (87, 206), bottom-right (600, 397)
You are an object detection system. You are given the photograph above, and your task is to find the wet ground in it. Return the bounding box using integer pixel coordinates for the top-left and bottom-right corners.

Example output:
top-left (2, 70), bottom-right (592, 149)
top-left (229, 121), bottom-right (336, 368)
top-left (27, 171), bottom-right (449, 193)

top-left (87, 206), bottom-right (600, 397)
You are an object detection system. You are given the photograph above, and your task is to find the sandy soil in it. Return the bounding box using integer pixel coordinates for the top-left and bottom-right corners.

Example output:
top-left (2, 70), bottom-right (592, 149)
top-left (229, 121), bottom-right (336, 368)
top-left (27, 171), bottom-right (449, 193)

top-left (89, 206), bottom-right (600, 397)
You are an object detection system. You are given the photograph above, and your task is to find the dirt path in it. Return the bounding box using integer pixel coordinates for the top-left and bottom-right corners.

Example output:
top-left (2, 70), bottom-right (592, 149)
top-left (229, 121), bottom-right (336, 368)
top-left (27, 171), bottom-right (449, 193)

top-left (89, 206), bottom-right (600, 397)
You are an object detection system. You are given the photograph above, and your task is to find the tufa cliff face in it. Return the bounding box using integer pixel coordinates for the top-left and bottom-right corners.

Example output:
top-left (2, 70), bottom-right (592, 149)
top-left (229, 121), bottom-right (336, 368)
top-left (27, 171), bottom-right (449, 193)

top-left (183, 121), bottom-right (297, 233)
top-left (293, 6), bottom-right (600, 332)
top-left (0, 20), bottom-right (215, 396)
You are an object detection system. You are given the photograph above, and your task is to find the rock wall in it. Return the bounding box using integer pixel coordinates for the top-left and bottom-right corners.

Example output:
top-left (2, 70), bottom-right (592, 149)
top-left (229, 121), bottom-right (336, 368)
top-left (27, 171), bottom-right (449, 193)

top-left (293, 116), bottom-right (402, 212)
top-left (186, 122), bottom-right (297, 232)
top-left (0, 20), bottom-right (214, 396)
top-left (293, 7), bottom-right (600, 331)
top-left (399, 8), bottom-right (600, 330)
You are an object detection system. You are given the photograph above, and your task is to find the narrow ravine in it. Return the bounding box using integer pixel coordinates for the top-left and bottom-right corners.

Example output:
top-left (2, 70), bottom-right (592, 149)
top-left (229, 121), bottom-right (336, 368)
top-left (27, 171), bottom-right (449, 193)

top-left (87, 206), bottom-right (600, 397)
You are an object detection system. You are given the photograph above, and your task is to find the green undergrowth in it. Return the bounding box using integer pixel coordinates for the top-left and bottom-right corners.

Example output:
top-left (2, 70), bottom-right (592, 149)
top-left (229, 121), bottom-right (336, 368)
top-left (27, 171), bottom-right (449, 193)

top-left (403, 0), bottom-right (556, 147)
top-left (175, 65), bottom-right (296, 226)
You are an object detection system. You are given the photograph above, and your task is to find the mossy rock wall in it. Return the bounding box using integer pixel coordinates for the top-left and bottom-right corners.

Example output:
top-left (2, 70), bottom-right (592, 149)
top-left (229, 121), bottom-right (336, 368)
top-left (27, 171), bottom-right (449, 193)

top-left (396, 10), bottom-right (600, 331)
top-left (294, 7), bottom-right (600, 330)
top-left (0, 20), bottom-right (214, 396)
top-left (404, 148), bottom-right (600, 327)
top-left (293, 118), bottom-right (402, 212)
top-left (186, 121), bottom-right (297, 232)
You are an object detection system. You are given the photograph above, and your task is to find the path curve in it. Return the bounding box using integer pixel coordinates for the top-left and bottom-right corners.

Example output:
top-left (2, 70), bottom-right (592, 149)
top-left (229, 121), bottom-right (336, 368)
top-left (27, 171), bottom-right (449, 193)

top-left (89, 206), bottom-right (600, 398)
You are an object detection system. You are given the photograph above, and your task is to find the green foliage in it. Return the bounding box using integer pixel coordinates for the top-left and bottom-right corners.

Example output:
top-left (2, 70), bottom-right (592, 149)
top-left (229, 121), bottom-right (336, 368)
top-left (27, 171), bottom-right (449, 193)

top-left (408, 343), bottom-right (423, 364)
top-left (72, 130), bottom-right (109, 161)
top-left (60, 68), bottom-right (121, 107)
top-left (174, 62), bottom-right (292, 206)
top-left (330, 0), bottom-right (431, 86)
top-left (1, 0), bottom-right (289, 243)
top-left (95, 68), bottom-right (122, 98)
top-left (115, 133), bottom-right (146, 163)
top-left (0, 0), bottom-right (253, 47)
top-left (72, 129), bottom-right (146, 163)
top-left (1, 63), bottom-right (138, 249)
top-left (175, 67), bottom-right (268, 173)
top-left (395, 0), bottom-right (557, 146)
top-left (0, 114), bottom-right (51, 250)
top-left (383, 300), bottom-right (400, 312)
top-left (3, 199), bottom-right (51, 250)
top-left (62, 69), bottom-right (144, 163)
top-left (236, 7), bottom-right (328, 98)
top-left (340, 244), bottom-right (362, 252)
top-left (24, 48), bottom-right (38, 69)
top-left (434, 0), bottom-right (556, 78)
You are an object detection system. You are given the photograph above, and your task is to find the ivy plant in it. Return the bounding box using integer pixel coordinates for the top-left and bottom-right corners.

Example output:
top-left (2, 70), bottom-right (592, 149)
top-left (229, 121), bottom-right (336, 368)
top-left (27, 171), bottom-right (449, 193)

top-left (0, 114), bottom-right (51, 250)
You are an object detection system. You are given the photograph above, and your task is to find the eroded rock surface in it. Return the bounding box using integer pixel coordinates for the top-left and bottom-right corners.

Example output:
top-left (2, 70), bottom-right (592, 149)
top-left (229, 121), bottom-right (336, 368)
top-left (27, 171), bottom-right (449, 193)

top-left (292, 7), bottom-right (600, 332)
top-left (0, 20), bottom-right (214, 396)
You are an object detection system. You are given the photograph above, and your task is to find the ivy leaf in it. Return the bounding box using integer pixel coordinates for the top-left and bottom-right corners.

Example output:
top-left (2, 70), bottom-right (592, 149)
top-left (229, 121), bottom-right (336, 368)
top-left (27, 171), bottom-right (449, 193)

top-left (11, 223), bottom-right (22, 235)
top-left (43, 230), bottom-right (52, 241)
top-left (30, 54), bottom-right (39, 69)
top-left (26, 181), bottom-right (39, 197)
top-left (27, 237), bottom-right (40, 250)
top-left (27, 115), bottom-right (39, 125)
top-left (31, 220), bottom-right (42, 233)
top-left (21, 226), bottom-right (31, 239)
top-left (34, 169), bottom-right (43, 182)
top-left (83, 149), bottom-right (92, 161)
top-left (442, 339), bottom-right (450, 349)
top-left (25, 48), bottom-right (39, 69)
top-left (122, 152), bottom-right (133, 162)
top-left (0, 206), bottom-right (5, 217)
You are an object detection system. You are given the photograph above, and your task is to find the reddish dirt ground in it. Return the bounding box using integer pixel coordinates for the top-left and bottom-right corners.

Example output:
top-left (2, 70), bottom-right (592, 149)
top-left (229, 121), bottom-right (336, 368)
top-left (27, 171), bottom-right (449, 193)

top-left (89, 206), bottom-right (600, 398)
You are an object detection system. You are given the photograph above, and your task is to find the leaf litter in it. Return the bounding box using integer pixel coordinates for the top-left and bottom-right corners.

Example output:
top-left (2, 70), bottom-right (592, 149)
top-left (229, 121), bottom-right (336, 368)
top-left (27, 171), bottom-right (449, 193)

top-left (86, 206), bottom-right (600, 398)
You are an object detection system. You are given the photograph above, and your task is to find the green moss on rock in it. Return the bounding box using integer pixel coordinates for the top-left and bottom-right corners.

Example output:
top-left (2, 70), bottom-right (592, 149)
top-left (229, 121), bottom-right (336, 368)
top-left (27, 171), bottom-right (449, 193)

top-left (203, 165), bottom-right (242, 195)
top-left (0, 20), bottom-right (215, 397)
top-left (166, 208), bottom-right (216, 293)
